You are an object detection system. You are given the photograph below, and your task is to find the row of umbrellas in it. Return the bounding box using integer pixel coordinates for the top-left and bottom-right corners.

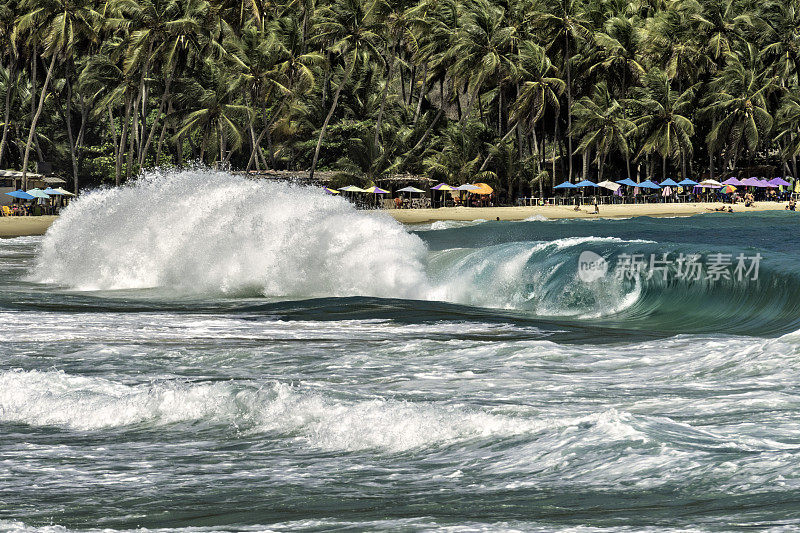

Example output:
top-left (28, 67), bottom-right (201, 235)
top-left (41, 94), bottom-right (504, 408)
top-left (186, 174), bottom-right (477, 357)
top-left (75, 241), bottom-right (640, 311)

top-left (322, 182), bottom-right (494, 195)
top-left (323, 185), bottom-right (391, 195)
top-left (6, 187), bottom-right (75, 200)
top-left (554, 177), bottom-right (792, 191)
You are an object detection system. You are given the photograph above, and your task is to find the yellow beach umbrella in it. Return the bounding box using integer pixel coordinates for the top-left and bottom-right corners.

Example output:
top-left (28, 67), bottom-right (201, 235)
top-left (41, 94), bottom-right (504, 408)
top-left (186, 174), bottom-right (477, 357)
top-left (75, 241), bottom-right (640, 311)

top-left (471, 183), bottom-right (494, 195)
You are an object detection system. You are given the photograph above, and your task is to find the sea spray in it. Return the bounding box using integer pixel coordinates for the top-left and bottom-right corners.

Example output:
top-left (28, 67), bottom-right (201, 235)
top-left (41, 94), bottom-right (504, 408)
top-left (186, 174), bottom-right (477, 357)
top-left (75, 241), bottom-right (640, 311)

top-left (34, 169), bottom-right (430, 298)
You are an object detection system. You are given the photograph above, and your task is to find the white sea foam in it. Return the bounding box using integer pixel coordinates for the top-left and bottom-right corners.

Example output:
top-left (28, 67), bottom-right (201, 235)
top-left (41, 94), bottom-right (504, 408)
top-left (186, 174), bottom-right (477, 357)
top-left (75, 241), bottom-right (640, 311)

top-left (0, 370), bottom-right (658, 453)
top-left (34, 169), bottom-right (429, 298)
top-left (31, 170), bottom-right (656, 317)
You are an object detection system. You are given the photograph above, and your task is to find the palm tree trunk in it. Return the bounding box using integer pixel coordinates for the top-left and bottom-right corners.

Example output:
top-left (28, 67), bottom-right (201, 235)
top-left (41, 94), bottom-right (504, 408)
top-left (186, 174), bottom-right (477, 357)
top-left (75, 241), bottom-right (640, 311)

top-left (374, 51), bottom-right (396, 149)
top-left (126, 112), bottom-right (136, 179)
top-left (21, 53), bottom-right (57, 190)
top-left (310, 48), bottom-right (357, 181)
top-left (625, 151), bottom-right (631, 180)
top-left (0, 58), bottom-right (15, 168)
top-left (478, 125), bottom-right (516, 172)
top-left (582, 149), bottom-right (589, 180)
top-left (140, 74), bottom-right (172, 168)
top-left (63, 70), bottom-right (80, 191)
top-left (108, 105), bottom-right (120, 185)
top-left (565, 29), bottom-right (573, 182)
top-left (412, 63), bottom-right (428, 126)
top-left (118, 94), bottom-right (132, 186)
top-left (406, 84), bottom-right (452, 157)
top-left (599, 151), bottom-right (607, 182)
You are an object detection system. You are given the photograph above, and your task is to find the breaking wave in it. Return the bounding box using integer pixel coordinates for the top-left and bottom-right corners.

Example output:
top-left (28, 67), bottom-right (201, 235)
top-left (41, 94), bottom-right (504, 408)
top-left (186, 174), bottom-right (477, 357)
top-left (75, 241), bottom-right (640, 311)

top-left (29, 169), bottom-right (800, 335)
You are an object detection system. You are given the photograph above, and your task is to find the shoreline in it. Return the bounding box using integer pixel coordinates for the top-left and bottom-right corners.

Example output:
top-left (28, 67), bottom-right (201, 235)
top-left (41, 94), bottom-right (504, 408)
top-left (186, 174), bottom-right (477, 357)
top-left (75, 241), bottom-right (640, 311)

top-left (388, 202), bottom-right (793, 224)
top-left (0, 202), bottom-right (793, 238)
top-left (0, 216), bottom-right (58, 238)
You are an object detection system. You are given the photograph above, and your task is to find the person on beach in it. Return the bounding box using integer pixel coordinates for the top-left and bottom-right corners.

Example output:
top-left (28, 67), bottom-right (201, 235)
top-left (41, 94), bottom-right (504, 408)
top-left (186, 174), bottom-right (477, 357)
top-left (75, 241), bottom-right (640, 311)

top-left (592, 201), bottom-right (599, 214)
top-left (786, 199), bottom-right (796, 211)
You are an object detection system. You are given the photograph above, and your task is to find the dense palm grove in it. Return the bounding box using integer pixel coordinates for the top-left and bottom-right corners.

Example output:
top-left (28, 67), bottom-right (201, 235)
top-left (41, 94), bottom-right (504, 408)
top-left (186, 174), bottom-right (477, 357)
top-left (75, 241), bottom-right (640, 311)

top-left (1, 0), bottom-right (800, 197)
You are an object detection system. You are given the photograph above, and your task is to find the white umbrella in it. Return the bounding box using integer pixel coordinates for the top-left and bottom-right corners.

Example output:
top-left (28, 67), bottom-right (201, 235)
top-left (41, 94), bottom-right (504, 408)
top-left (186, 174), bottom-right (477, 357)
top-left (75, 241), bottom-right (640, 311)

top-left (457, 184), bottom-right (481, 191)
top-left (397, 186), bottom-right (425, 193)
top-left (597, 180), bottom-right (621, 192)
top-left (339, 185), bottom-right (366, 192)
top-left (699, 179), bottom-right (722, 187)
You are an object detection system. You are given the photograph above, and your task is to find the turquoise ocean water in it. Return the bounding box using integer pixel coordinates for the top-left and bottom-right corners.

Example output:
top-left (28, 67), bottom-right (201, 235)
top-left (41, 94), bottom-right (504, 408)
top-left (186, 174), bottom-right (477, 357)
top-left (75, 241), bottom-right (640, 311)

top-left (3, 170), bottom-right (800, 531)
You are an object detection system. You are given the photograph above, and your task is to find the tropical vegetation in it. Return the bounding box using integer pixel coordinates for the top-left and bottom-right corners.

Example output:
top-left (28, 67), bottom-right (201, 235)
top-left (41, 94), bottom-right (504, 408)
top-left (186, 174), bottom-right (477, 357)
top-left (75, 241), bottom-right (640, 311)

top-left (1, 0), bottom-right (800, 200)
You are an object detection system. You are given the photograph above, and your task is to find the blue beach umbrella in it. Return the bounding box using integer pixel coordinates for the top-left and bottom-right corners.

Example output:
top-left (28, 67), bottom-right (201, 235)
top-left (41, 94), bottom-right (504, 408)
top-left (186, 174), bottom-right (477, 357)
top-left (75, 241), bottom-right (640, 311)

top-left (5, 189), bottom-right (35, 200)
top-left (638, 180), bottom-right (662, 189)
top-left (553, 181), bottom-right (577, 189)
top-left (659, 178), bottom-right (679, 187)
top-left (574, 180), bottom-right (598, 187)
top-left (616, 178), bottom-right (638, 187)
top-left (678, 178), bottom-right (698, 186)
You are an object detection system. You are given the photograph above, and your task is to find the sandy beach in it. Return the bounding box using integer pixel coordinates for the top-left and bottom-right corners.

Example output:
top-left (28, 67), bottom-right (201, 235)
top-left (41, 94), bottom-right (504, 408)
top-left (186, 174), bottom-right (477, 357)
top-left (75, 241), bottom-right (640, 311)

top-left (0, 203), bottom-right (793, 238)
top-left (389, 202), bottom-right (793, 224)
top-left (0, 215), bottom-right (58, 238)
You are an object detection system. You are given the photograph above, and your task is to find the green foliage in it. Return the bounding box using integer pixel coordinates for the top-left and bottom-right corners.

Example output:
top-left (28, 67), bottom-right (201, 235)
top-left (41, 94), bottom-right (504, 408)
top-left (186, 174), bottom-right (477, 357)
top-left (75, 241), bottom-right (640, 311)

top-left (0, 0), bottom-right (799, 196)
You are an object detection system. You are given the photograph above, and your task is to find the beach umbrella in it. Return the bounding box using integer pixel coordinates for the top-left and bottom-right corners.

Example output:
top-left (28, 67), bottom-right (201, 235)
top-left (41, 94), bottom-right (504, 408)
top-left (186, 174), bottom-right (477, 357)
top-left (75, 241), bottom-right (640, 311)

top-left (639, 180), bottom-right (662, 189)
top-left (431, 183), bottom-right (457, 191)
top-left (553, 181), bottom-right (577, 189)
top-left (471, 183), bottom-right (494, 195)
top-left (339, 185), bottom-right (366, 192)
top-left (597, 180), bottom-right (620, 191)
top-left (26, 188), bottom-right (51, 198)
top-left (574, 180), bottom-right (598, 187)
top-left (5, 189), bottom-right (35, 200)
top-left (397, 186), bottom-right (425, 193)
top-left (323, 186), bottom-right (340, 194)
top-left (758, 179), bottom-right (777, 188)
top-left (721, 184), bottom-right (736, 193)
top-left (739, 177), bottom-right (764, 187)
top-left (659, 178), bottom-right (679, 187)
top-left (699, 179), bottom-right (722, 187)
top-left (364, 186), bottom-right (389, 194)
top-left (722, 177), bottom-right (741, 186)
top-left (52, 187), bottom-right (75, 196)
top-left (678, 178), bottom-right (698, 186)
top-left (457, 184), bottom-right (481, 191)
top-left (770, 177), bottom-right (791, 187)
top-left (616, 178), bottom-right (639, 187)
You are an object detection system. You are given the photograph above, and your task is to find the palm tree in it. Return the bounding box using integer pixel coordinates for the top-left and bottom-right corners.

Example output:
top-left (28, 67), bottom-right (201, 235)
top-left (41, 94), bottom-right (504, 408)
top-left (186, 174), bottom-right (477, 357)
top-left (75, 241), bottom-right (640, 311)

top-left (589, 15), bottom-right (644, 98)
top-left (572, 82), bottom-right (634, 180)
top-left (511, 40), bottom-right (564, 189)
top-left (450, 0), bottom-right (517, 131)
top-left (702, 47), bottom-right (776, 171)
top-left (175, 61), bottom-right (251, 164)
top-left (0, 0), bottom-right (19, 168)
top-left (758, 0), bottom-right (800, 86)
top-left (775, 93), bottom-right (800, 178)
top-left (532, 0), bottom-right (593, 182)
top-left (308, 0), bottom-right (381, 180)
top-left (106, 0), bottom-right (207, 168)
top-left (14, 0), bottom-right (99, 190)
top-left (627, 68), bottom-right (695, 180)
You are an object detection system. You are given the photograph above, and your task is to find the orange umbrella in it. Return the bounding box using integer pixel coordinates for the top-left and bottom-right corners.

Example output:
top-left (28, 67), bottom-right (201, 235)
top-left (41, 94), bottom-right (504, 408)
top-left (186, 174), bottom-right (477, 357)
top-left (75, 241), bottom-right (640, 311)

top-left (471, 183), bottom-right (494, 195)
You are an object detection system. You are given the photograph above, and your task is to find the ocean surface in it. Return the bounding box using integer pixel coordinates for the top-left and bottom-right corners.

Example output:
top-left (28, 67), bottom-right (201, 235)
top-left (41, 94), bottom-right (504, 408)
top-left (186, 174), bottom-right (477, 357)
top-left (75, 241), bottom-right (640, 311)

top-left (3, 170), bottom-right (800, 532)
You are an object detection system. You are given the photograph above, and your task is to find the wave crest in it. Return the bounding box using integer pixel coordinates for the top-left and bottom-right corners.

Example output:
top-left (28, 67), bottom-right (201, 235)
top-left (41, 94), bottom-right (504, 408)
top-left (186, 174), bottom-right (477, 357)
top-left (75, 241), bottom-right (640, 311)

top-left (34, 169), bottom-right (430, 298)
